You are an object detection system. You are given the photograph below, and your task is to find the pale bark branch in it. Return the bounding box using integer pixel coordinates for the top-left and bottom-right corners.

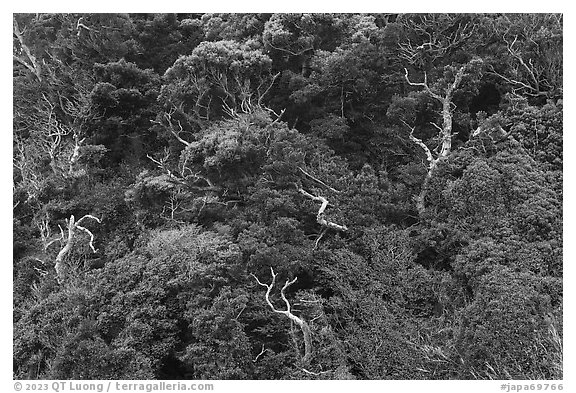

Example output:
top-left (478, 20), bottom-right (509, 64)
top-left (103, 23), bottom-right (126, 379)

top-left (404, 68), bottom-right (442, 101)
top-left (258, 72), bottom-right (281, 106)
top-left (313, 228), bottom-right (327, 250)
top-left (253, 344), bottom-right (267, 363)
top-left (75, 225), bottom-right (97, 253)
top-left (297, 188), bottom-right (348, 232)
top-left (300, 368), bottom-right (332, 376)
top-left (263, 36), bottom-right (313, 57)
top-left (161, 109), bottom-right (193, 147)
top-left (76, 17), bottom-right (99, 37)
top-left (402, 63), bottom-right (470, 216)
top-left (429, 121), bottom-right (443, 134)
top-left (398, 15), bottom-right (475, 68)
top-left (53, 214), bottom-right (100, 283)
top-left (504, 34), bottom-right (539, 91)
top-left (76, 214), bottom-right (101, 226)
top-left (401, 120), bottom-right (434, 168)
top-left (298, 167), bottom-right (340, 193)
top-left (267, 108), bottom-right (286, 126)
top-left (251, 267), bottom-right (313, 365)
top-left (68, 135), bottom-right (86, 176)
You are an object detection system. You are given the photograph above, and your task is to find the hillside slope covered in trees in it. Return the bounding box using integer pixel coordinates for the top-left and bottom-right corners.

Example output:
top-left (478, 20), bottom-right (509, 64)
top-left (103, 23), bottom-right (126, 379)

top-left (13, 13), bottom-right (562, 380)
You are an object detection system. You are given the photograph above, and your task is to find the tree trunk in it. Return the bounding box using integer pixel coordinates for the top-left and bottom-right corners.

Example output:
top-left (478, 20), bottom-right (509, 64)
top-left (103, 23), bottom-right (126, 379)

top-left (300, 319), bottom-right (313, 365)
top-left (416, 170), bottom-right (432, 216)
top-left (286, 311), bottom-right (313, 365)
top-left (53, 214), bottom-right (100, 283)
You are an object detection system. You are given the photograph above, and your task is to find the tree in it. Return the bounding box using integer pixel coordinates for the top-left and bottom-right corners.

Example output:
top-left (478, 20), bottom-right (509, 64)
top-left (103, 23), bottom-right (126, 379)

top-left (483, 14), bottom-right (562, 101)
top-left (392, 58), bottom-right (483, 215)
top-left (252, 268), bottom-right (313, 365)
top-left (160, 39), bottom-right (274, 129)
top-left (13, 12), bottom-right (563, 382)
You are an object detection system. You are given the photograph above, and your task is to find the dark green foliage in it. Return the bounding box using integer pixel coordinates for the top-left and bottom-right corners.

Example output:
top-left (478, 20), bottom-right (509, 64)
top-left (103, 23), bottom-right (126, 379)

top-left (14, 13), bottom-right (562, 380)
top-left (456, 267), bottom-right (562, 379)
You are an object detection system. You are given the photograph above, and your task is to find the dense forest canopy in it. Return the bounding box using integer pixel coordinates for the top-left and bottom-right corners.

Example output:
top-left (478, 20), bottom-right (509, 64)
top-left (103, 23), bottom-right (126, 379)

top-left (13, 13), bottom-right (562, 380)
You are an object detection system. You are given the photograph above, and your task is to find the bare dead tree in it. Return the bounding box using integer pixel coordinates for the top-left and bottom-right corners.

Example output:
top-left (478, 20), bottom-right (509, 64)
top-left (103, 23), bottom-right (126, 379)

top-left (251, 267), bottom-right (313, 365)
top-left (53, 214), bottom-right (101, 283)
top-left (21, 93), bottom-right (93, 181)
top-left (403, 61), bottom-right (478, 215)
top-left (14, 89), bottom-right (100, 207)
top-left (402, 122), bottom-right (437, 215)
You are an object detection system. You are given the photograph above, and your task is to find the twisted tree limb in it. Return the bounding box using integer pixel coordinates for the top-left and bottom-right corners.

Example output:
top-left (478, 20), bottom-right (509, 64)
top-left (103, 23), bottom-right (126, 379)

top-left (297, 187), bottom-right (348, 232)
top-left (251, 267), bottom-right (313, 365)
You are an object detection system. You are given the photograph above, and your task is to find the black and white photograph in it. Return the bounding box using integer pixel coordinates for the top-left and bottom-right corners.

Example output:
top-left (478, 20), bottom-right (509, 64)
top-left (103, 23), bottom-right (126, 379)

top-left (11, 10), bottom-right (564, 388)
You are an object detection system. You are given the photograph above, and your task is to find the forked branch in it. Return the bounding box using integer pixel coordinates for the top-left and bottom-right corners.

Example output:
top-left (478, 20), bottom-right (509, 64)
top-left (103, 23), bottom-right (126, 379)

top-left (160, 108), bottom-right (193, 147)
top-left (402, 63), bottom-right (471, 215)
top-left (251, 267), bottom-right (313, 364)
top-left (54, 214), bottom-right (101, 283)
top-left (404, 68), bottom-right (442, 101)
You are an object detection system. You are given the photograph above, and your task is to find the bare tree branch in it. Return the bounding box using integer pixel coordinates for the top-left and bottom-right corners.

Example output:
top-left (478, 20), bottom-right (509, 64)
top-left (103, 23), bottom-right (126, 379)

top-left (257, 72), bottom-right (281, 106)
top-left (251, 267), bottom-right (313, 365)
top-left (409, 133), bottom-right (434, 168)
top-left (297, 188), bottom-right (348, 232)
top-left (253, 344), bottom-right (267, 363)
top-left (402, 63), bottom-right (471, 215)
top-left (263, 36), bottom-right (314, 57)
top-left (300, 367), bottom-right (332, 376)
top-left (68, 134), bottom-right (86, 177)
top-left (161, 108), bottom-right (193, 147)
top-left (404, 68), bottom-right (442, 101)
top-left (76, 17), bottom-right (99, 37)
top-left (298, 166), bottom-right (340, 193)
top-left (54, 214), bottom-right (100, 283)
top-left (398, 14), bottom-right (476, 68)
top-left (313, 228), bottom-right (327, 250)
